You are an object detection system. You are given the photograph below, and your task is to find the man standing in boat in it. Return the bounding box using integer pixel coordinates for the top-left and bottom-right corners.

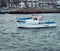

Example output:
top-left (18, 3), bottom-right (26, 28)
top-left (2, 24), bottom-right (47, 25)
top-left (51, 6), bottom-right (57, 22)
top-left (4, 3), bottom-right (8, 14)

top-left (32, 14), bottom-right (43, 21)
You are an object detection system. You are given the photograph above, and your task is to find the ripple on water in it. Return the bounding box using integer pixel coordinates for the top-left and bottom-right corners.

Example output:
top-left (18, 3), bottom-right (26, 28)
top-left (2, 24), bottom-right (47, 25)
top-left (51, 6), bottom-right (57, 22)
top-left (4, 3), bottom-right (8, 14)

top-left (0, 14), bottom-right (60, 51)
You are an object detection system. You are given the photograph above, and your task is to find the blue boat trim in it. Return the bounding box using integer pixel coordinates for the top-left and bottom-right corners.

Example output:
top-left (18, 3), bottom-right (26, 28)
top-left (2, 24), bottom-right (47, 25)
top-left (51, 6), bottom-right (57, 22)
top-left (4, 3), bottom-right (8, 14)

top-left (16, 17), bottom-right (32, 20)
top-left (45, 22), bottom-right (55, 24)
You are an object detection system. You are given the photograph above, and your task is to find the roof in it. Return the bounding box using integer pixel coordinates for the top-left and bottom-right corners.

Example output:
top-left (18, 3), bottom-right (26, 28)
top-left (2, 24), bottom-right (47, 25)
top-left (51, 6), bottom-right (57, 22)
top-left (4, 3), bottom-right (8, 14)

top-left (57, 1), bottom-right (60, 5)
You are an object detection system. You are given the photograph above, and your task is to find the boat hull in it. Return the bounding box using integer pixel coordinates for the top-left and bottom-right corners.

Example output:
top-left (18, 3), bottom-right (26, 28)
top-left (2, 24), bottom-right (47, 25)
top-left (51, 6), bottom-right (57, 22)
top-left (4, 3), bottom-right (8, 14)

top-left (16, 22), bottom-right (57, 28)
top-left (16, 17), bottom-right (57, 28)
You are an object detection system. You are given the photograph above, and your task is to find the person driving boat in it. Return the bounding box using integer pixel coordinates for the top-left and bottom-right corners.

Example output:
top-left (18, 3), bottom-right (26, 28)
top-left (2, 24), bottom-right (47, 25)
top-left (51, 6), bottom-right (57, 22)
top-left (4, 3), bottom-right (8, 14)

top-left (32, 14), bottom-right (43, 21)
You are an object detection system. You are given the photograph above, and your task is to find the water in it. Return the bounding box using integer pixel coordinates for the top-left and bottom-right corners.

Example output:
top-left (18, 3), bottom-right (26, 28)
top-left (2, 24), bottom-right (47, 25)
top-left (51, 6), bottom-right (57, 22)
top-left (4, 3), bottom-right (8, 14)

top-left (0, 13), bottom-right (60, 51)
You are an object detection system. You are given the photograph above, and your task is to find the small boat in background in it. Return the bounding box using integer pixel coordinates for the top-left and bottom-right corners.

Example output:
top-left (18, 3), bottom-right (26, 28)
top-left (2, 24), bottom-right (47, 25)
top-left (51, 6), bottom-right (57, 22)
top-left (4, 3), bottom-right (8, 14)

top-left (16, 15), bottom-right (57, 28)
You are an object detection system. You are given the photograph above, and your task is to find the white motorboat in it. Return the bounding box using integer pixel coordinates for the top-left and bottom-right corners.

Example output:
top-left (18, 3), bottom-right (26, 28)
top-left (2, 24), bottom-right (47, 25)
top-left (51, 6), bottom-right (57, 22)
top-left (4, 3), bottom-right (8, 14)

top-left (16, 17), bottom-right (57, 28)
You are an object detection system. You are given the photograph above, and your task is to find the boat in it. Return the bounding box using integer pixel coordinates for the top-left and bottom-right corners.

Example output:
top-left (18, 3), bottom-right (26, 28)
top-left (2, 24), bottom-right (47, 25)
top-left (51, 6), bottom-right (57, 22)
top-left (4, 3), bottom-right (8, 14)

top-left (16, 16), bottom-right (57, 28)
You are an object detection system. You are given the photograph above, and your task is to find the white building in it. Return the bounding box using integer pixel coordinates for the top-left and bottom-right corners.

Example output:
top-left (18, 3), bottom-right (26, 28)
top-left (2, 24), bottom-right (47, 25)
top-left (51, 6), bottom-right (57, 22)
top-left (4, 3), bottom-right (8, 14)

top-left (20, 2), bottom-right (26, 8)
top-left (56, 0), bottom-right (60, 8)
top-left (57, 0), bottom-right (60, 5)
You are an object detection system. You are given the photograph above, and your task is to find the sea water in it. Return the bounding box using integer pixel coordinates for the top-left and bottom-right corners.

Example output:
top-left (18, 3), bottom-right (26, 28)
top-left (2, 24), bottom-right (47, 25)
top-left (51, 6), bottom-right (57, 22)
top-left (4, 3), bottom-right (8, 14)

top-left (0, 13), bottom-right (60, 51)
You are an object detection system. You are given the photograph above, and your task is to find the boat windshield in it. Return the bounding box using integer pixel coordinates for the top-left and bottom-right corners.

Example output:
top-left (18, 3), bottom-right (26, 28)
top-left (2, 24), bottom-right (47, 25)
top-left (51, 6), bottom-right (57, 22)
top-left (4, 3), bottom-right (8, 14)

top-left (32, 14), bottom-right (43, 21)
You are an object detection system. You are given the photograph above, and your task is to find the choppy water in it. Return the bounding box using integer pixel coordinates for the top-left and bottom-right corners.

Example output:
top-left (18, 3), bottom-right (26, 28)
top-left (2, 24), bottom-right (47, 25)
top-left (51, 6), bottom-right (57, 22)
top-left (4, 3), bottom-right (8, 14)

top-left (0, 13), bottom-right (60, 51)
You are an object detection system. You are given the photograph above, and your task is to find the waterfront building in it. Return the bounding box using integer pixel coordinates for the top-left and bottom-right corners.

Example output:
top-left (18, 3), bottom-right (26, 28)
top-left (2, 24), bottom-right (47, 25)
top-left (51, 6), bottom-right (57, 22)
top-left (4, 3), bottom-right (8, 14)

top-left (0, 0), bottom-right (2, 8)
top-left (56, 0), bottom-right (60, 8)
top-left (0, 0), bottom-right (6, 8)
top-left (0, 0), bottom-right (59, 8)
top-left (20, 0), bottom-right (57, 8)
top-left (20, 2), bottom-right (26, 8)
